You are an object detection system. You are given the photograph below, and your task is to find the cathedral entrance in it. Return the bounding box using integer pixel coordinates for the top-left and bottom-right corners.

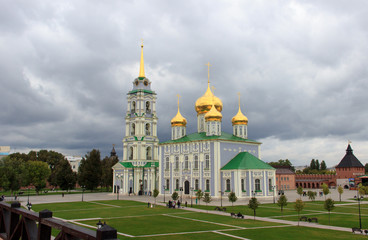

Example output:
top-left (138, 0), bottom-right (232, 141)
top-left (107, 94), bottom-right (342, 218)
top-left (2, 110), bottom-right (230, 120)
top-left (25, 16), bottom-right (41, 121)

top-left (184, 181), bottom-right (190, 194)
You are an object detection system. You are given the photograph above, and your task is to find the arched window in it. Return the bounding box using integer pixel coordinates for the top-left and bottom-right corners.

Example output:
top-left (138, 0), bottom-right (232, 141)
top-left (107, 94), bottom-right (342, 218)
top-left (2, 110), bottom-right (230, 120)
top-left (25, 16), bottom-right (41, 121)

top-left (205, 155), bottom-right (210, 169)
top-left (226, 179), bottom-right (231, 191)
top-left (145, 123), bottom-right (150, 136)
top-left (131, 123), bottom-right (135, 136)
top-left (206, 179), bottom-right (210, 191)
top-left (146, 147), bottom-right (152, 160)
top-left (165, 157), bottom-right (169, 170)
top-left (269, 179), bottom-right (272, 191)
top-left (144, 180), bottom-right (147, 190)
top-left (146, 101), bottom-right (150, 112)
top-left (166, 179), bottom-right (170, 190)
top-left (241, 179), bottom-right (245, 192)
top-left (132, 101), bottom-right (136, 113)
top-left (129, 147), bottom-right (133, 160)
top-left (175, 156), bottom-right (179, 170)
top-left (182, 128), bottom-right (185, 136)
top-left (194, 155), bottom-right (199, 169)
top-left (176, 179), bottom-right (179, 190)
top-left (184, 156), bottom-right (189, 169)
top-left (239, 127), bottom-right (242, 136)
top-left (235, 128), bottom-right (238, 135)
top-left (195, 179), bottom-right (199, 190)
top-left (255, 179), bottom-right (260, 191)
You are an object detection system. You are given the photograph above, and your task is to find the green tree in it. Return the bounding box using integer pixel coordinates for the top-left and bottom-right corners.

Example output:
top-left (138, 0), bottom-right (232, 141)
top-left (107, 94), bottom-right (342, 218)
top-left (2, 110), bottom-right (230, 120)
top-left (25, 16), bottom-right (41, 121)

top-left (268, 159), bottom-right (295, 172)
top-left (315, 160), bottom-right (320, 171)
top-left (324, 198), bottom-right (335, 225)
top-left (172, 191), bottom-right (179, 201)
top-left (322, 183), bottom-right (330, 200)
top-left (358, 184), bottom-right (367, 199)
top-left (54, 159), bottom-right (76, 191)
top-left (203, 193), bottom-right (212, 210)
top-left (294, 199), bottom-right (305, 226)
top-left (310, 159), bottom-right (316, 170)
top-left (0, 157), bottom-right (27, 195)
top-left (277, 195), bottom-right (288, 217)
top-left (78, 149), bottom-right (102, 191)
top-left (228, 191), bottom-right (237, 206)
top-left (337, 186), bottom-right (344, 202)
top-left (153, 189), bottom-right (159, 206)
top-left (365, 163), bottom-right (368, 174)
top-left (307, 191), bottom-right (317, 201)
top-left (297, 186), bottom-right (303, 199)
top-left (195, 189), bottom-right (203, 205)
top-left (101, 156), bottom-right (119, 191)
top-left (320, 161), bottom-right (327, 170)
top-left (248, 197), bottom-right (260, 220)
top-left (26, 161), bottom-right (51, 194)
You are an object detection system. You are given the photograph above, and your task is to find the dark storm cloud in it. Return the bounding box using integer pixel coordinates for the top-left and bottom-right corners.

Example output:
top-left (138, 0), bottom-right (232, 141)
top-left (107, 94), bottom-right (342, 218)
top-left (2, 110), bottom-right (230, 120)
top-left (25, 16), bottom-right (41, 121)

top-left (1, 0), bottom-right (368, 165)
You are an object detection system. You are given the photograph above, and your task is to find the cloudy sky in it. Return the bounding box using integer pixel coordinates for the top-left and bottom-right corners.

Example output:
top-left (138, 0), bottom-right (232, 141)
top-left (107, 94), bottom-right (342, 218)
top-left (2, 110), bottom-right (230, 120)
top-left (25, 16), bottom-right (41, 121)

top-left (1, 0), bottom-right (368, 167)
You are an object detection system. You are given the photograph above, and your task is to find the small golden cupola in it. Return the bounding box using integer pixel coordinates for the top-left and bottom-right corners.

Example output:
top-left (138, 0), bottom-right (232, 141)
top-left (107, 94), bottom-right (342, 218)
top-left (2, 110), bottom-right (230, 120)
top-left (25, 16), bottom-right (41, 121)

top-left (205, 102), bottom-right (223, 122)
top-left (171, 95), bottom-right (187, 127)
top-left (171, 95), bottom-right (187, 140)
top-left (232, 93), bottom-right (248, 139)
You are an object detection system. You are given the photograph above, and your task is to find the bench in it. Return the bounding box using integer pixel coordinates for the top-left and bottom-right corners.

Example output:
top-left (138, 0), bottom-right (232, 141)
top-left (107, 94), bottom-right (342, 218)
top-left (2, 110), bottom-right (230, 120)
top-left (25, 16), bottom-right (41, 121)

top-left (308, 217), bottom-right (318, 223)
top-left (352, 228), bottom-right (362, 234)
top-left (299, 216), bottom-right (308, 221)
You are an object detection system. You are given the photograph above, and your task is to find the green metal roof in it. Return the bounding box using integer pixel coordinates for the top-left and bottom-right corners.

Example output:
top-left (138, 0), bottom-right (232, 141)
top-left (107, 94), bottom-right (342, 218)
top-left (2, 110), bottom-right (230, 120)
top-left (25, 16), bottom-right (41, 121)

top-left (119, 161), bottom-right (159, 168)
top-left (128, 89), bottom-right (156, 94)
top-left (159, 132), bottom-right (261, 144)
top-left (221, 152), bottom-right (274, 170)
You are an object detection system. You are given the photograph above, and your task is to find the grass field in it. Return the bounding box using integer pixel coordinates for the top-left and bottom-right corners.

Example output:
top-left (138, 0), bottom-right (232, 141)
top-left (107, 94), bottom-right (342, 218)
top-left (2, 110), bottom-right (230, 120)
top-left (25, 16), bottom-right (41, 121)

top-left (31, 199), bottom-right (368, 239)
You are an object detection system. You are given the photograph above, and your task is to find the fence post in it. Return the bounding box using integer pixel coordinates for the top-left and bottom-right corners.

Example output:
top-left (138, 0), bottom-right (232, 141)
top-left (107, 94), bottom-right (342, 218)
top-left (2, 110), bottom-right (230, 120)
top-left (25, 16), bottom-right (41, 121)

top-left (38, 209), bottom-right (53, 240)
top-left (96, 224), bottom-right (118, 240)
top-left (9, 202), bottom-right (21, 237)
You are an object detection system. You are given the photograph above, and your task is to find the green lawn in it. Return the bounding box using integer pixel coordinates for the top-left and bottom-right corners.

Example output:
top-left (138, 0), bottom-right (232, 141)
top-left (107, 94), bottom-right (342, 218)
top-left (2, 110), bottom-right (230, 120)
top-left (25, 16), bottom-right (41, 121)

top-left (31, 200), bottom-right (368, 239)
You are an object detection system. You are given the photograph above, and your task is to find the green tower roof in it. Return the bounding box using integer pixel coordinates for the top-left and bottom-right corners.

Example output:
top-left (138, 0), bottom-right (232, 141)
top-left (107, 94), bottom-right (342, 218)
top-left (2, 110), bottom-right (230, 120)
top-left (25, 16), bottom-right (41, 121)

top-left (221, 152), bottom-right (274, 170)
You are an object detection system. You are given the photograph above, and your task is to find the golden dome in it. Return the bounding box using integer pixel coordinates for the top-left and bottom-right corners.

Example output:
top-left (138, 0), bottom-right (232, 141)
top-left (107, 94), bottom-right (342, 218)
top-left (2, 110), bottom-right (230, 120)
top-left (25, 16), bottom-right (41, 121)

top-left (232, 93), bottom-right (248, 125)
top-left (171, 95), bottom-right (187, 127)
top-left (205, 104), bottom-right (222, 122)
top-left (195, 83), bottom-right (223, 115)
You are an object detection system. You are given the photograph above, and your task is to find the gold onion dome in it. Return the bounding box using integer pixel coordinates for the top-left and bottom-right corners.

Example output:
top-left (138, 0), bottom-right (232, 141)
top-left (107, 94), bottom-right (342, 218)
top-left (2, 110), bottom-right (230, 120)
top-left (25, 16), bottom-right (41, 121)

top-left (232, 93), bottom-right (248, 125)
top-left (171, 95), bottom-right (187, 127)
top-left (195, 83), bottom-right (223, 115)
top-left (205, 103), bottom-right (222, 122)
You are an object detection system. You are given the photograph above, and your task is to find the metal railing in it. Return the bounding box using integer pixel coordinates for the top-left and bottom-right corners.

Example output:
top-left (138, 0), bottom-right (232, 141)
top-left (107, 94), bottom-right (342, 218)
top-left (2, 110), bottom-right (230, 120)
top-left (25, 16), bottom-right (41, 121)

top-left (0, 201), bottom-right (118, 240)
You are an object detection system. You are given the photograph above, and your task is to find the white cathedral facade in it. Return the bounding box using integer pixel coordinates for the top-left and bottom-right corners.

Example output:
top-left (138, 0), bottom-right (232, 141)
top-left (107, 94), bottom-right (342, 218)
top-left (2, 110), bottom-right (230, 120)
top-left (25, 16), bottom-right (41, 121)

top-left (112, 45), bottom-right (276, 199)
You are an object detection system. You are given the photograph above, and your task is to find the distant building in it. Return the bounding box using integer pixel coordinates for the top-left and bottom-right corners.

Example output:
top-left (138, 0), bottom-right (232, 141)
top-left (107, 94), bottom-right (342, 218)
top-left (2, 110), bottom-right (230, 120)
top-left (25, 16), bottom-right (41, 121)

top-left (0, 146), bottom-right (10, 160)
top-left (275, 166), bottom-right (296, 190)
top-left (65, 156), bottom-right (82, 172)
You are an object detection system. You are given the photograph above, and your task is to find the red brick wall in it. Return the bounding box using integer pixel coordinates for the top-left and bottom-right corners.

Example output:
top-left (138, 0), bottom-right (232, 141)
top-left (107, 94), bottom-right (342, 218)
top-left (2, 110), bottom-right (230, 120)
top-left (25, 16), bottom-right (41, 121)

top-left (276, 174), bottom-right (296, 190)
top-left (336, 167), bottom-right (364, 179)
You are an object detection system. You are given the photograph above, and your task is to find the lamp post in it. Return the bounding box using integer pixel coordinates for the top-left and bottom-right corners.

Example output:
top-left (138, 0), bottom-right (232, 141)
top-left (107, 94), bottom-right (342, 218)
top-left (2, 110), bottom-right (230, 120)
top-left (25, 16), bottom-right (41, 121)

top-left (190, 187), bottom-right (194, 207)
top-left (219, 191), bottom-right (223, 207)
top-left (81, 186), bottom-right (85, 202)
top-left (96, 220), bottom-right (103, 229)
top-left (357, 188), bottom-right (362, 229)
top-left (163, 185), bottom-right (166, 203)
top-left (27, 187), bottom-right (30, 205)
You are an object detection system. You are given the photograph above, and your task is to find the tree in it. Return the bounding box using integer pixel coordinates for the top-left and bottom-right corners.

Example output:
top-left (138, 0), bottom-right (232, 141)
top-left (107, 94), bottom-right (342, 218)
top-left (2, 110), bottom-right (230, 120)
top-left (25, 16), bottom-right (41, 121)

top-left (248, 197), bottom-right (260, 220)
top-left (322, 183), bottom-right (330, 200)
top-left (228, 191), bottom-right (237, 206)
top-left (307, 191), bottom-right (317, 201)
top-left (101, 156), bottom-right (119, 191)
top-left (277, 195), bottom-right (288, 217)
top-left (310, 159), bottom-right (316, 170)
top-left (78, 149), bottom-right (102, 191)
top-left (153, 189), bottom-right (159, 206)
top-left (203, 193), bottom-right (212, 210)
top-left (337, 186), bottom-right (344, 202)
top-left (365, 163), bottom-right (368, 174)
top-left (320, 161), bottom-right (327, 170)
top-left (294, 199), bottom-right (305, 226)
top-left (358, 184), bottom-right (367, 199)
top-left (54, 159), bottom-right (77, 191)
top-left (195, 189), bottom-right (203, 205)
top-left (26, 161), bottom-right (51, 194)
top-left (0, 157), bottom-right (27, 195)
top-left (268, 159), bottom-right (295, 172)
top-left (172, 191), bottom-right (179, 201)
top-left (324, 198), bottom-right (335, 225)
top-left (297, 186), bottom-right (303, 199)
top-left (315, 160), bottom-right (320, 171)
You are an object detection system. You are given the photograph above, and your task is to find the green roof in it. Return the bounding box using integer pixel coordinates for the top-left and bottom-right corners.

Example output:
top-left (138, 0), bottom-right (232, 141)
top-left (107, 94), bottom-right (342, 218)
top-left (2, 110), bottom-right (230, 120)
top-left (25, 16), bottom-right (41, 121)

top-left (119, 161), bottom-right (159, 168)
top-left (160, 132), bottom-right (261, 144)
top-left (221, 152), bottom-right (274, 170)
top-left (128, 89), bottom-right (156, 94)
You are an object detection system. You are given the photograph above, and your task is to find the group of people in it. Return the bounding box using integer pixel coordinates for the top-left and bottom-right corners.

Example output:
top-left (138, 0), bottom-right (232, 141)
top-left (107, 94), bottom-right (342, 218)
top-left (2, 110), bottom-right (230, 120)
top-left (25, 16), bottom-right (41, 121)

top-left (167, 200), bottom-right (181, 208)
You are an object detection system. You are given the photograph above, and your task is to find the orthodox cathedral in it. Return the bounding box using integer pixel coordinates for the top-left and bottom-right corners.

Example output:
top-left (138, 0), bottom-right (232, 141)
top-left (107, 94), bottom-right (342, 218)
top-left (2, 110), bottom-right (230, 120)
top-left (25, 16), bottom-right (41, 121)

top-left (112, 44), bottom-right (275, 199)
